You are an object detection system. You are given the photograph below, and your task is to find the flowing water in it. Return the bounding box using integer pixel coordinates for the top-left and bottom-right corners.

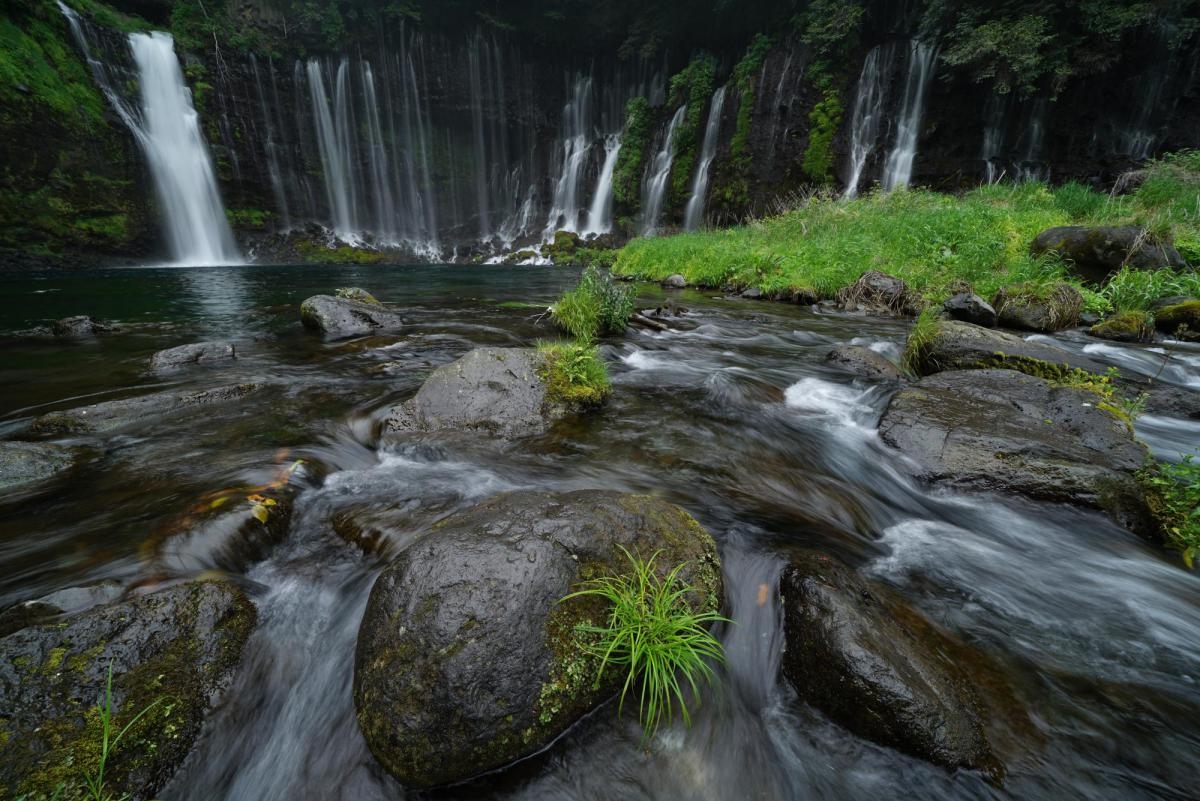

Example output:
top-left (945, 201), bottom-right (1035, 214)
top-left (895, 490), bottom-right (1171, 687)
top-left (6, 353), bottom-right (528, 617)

top-left (2, 266), bottom-right (1199, 801)
top-left (683, 87), bottom-right (727, 231)
top-left (844, 45), bottom-right (892, 198)
top-left (882, 41), bottom-right (937, 192)
top-left (641, 106), bottom-right (687, 236)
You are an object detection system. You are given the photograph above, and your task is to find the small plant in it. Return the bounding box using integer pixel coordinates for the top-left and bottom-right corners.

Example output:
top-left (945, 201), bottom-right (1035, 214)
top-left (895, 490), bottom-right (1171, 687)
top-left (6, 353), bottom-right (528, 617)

top-left (561, 547), bottom-right (727, 739)
top-left (1140, 453), bottom-right (1200, 568)
top-left (902, 308), bottom-right (941, 375)
top-left (550, 266), bottom-right (634, 342)
top-left (83, 662), bottom-right (163, 801)
top-left (537, 341), bottom-right (611, 407)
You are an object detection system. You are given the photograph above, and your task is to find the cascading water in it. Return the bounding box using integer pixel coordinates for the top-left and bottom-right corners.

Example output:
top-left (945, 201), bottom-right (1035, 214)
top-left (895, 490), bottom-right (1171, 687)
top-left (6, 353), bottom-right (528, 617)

top-left (307, 59), bottom-right (359, 242)
top-left (881, 40), bottom-right (937, 192)
top-left (843, 46), bottom-right (891, 198)
top-left (1015, 98), bottom-right (1048, 182)
top-left (582, 135), bottom-right (622, 237)
top-left (640, 106), bottom-right (687, 236)
top-left (683, 86), bottom-right (727, 231)
top-left (544, 76), bottom-right (595, 237)
top-left (981, 93), bottom-right (1008, 184)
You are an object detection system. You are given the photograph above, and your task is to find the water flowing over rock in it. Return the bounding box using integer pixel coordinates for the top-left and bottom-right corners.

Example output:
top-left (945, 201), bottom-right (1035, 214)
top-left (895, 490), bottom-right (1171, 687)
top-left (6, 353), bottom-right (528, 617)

top-left (882, 41), bottom-right (937, 192)
top-left (51, 315), bottom-right (110, 338)
top-left (147, 341), bottom-right (237, 372)
top-left (353, 489), bottom-right (722, 788)
top-left (0, 441), bottom-right (82, 493)
top-left (823, 345), bottom-right (905, 382)
top-left (844, 45), bottom-right (894, 197)
top-left (30, 383), bottom-right (262, 435)
top-left (641, 106), bottom-right (687, 236)
top-left (909, 320), bottom-right (1104, 377)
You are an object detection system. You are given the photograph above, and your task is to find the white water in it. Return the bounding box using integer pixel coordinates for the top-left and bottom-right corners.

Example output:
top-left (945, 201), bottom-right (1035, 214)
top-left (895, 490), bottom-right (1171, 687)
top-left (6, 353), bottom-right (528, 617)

top-left (307, 59), bottom-right (358, 242)
top-left (881, 40), bottom-right (937, 192)
top-left (683, 86), bottom-right (727, 231)
top-left (844, 46), bottom-right (890, 198)
top-left (981, 93), bottom-right (1007, 184)
top-left (544, 76), bottom-right (595, 237)
top-left (640, 105), bottom-right (687, 236)
top-left (582, 135), bottom-right (622, 236)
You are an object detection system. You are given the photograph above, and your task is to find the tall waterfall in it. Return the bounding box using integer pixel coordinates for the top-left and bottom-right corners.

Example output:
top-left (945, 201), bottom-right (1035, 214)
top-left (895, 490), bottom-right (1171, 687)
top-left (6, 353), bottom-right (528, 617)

top-left (981, 93), bottom-right (1008, 184)
top-left (582, 135), bottom-right (622, 237)
top-left (844, 46), bottom-right (891, 198)
top-left (640, 106), bottom-right (687, 236)
top-left (882, 41), bottom-right (937, 192)
top-left (307, 59), bottom-right (359, 241)
top-left (683, 86), bottom-right (727, 231)
top-left (544, 76), bottom-right (595, 237)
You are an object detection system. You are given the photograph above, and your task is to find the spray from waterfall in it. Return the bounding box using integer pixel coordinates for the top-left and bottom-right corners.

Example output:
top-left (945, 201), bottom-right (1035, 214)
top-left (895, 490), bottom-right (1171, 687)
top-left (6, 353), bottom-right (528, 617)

top-left (641, 106), bottom-right (687, 236)
top-left (684, 86), bottom-right (727, 231)
top-left (882, 40), bottom-right (937, 192)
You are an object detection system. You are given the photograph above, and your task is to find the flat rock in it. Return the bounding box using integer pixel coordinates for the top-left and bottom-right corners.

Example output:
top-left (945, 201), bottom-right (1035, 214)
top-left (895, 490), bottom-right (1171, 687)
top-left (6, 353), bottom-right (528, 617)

top-left (300, 294), bottom-right (404, 339)
top-left (30, 383), bottom-right (262, 435)
top-left (879, 369), bottom-right (1152, 533)
top-left (823, 345), bottom-right (905, 381)
top-left (353, 489), bottom-right (722, 788)
top-left (0, 579), bottom-right (255, 800)
top-left (0, 581), bottom-right (124, 637)
top-left (148, 341), bottom-right (236, 371)
top-left (909, 319), bottom-right (1104, 377)
top-left (1031, 225), bottom-right (1187, 283)
top-left (0, 441), bottom-right (81, 492)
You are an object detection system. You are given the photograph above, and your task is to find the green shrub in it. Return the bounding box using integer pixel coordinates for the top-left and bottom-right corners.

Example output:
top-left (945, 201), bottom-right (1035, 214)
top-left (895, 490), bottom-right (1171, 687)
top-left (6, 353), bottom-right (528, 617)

top-left (613, 97), bottom-right (654, 212)
top-left (667, 55), bottom-right (718, 208)
top-left (1052, 181), bottom-right (1117, 221)
top-left (1101, 266), bottom-right (1200, 312)
top-left (561, 547), bottom-right (726, 738)
top-left (1141, 453), bottom-right (1200, 568)
top-left (550, 266), bottom-right (635, 342)
top-left (538, 341), bottom-right (611, 408)
top-left (902, 307), bottom-right (941, 375)
top-left (803, 90), bottom-right (842, 183)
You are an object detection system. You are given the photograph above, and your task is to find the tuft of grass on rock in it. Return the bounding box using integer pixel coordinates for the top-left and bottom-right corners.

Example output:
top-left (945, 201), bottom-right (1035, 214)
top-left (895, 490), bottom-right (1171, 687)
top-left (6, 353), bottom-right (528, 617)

top-left (902, 308), bottom-right (942, 376)
top-left (550, 266), bottom-right (634, 343)
top-left (538, 341), bottom-right (611, 408)
top-left (1140, 453), bottom-right (1200, 568)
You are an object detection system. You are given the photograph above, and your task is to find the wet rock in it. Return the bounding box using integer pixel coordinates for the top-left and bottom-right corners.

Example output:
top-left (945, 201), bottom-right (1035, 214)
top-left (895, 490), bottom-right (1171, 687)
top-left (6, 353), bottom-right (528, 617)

top-left (299, 294), bottom-right (404, 339)
top-left (1089, 312), bottom-right (1155, 343)
top-left (0, 441), bottom-right (81, 492)
top-left (354, 489), bottom-right (721, 789)
top-left (333, 286), bottom-right (381, 305)
top-left (1031, 225), bottom-right (1186, 283)
top-left (1153, 299), bottom-right (1200, 341)
top-left (837, 271), bottom-right (909, 315)
top-left (879, 369), bottom-right (1152, 534)
top-left (0, 581), bottom-right (124, 637)
top-left (740, 287), bottom-right (764, 299)
top-left (941, 293), bottom-right (997, 327)
top-left (1141, 384), bottom-right (1200, 420)
top-left (0, 579), bottom-right (255, 800)
top-left (383, 347), bottom-right (566, 438)
top-left (992, 283), bottom-right (1083, 332)
top-left (781, 552), bottom-right (996, 773)
top-left (823, 346), bottom-right (905, 382)
top-left (907, 319), bottom-right (1103, 378)
top-left (662, 273), bottom-right (687, 289)
top-left (30, 383), bottom-right (262, 435)
top-left (148, 341), bottom-right (236, 371)
top-left (51, 315), bottom-right (109, 338)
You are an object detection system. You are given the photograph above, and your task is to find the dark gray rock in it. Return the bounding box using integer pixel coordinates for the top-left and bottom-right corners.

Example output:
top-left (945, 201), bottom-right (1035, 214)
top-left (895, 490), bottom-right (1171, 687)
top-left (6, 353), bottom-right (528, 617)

top-left (662, 274), bottom-right (687, 289)
top-left (942, 293), bottom-right (997, 327)
top-left (51, 315), bottom-right (108, 338)
top-left (879, 369), bottom-right (1152, 533)
top-left (740, 287), bottom-right (764, 299)
top-left (148, 341), bottom-right (236, 372)
top-left (383, 347), bottom-right (562, 438)
top-left (1031, 225), bottom-right (1187, 283)
top-left (300, 294), bottom-right (404, 339)
top-left (909, 319), bottom-right (1104, 377)
top-left (823, 345), bottom-right (905, 382)
top-left (837, 271), bottom-right (909, 315)
top-left (781, 552), bottom-right (997, 773)
top-left (1153, 300), bottom-right (1200, 341)
top-left (0, 579), bottom-right (255, 800)
top-left (0, 441), bottom-right (81, 492)
top-left (0, 581), bottom-right (124, 637)
top-left (992, 283), bottom-right (1083, 332)
top-left (354, 489), bottom-right (721, 789)
top-left (30, 383), bottom-right (262, 435)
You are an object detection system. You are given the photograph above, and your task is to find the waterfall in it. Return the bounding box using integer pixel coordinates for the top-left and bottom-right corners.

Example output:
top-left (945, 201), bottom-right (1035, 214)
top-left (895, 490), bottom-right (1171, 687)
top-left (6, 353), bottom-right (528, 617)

top-left (882, 41), bottom-right (937, 192)
top-left (250, 55), bottom-right (291, 230)
top-left (981, 93), bottom-right (1008, 184)
top-left (640, 106), bottom-right (687, 236)
top-left (844, 46), bottom-right (891, 198)
top-left (684, 86), bottom-right (727, 231)
top-left (544, 76), bottom-right (595, 237)
top-left (306, 59), bottom-right (359, 241)
top-left (1016, 98), bottom-right (1048, 182)
top-left (582, 135), bottom-right (622, 237)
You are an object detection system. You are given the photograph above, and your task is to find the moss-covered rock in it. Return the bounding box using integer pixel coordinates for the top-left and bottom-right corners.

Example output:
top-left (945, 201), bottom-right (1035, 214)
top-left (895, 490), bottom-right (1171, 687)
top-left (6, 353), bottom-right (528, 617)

top-left (332, 287), bottom-right (380, 306)
top-left (353, 490), bottom-right (721, 789)
top-left (1153, 299), bottom-right (1200, 341)
top-left (1089, 311), bottom-right (1155, 343)
top-left (0, 579), bottom-right (255, 800)
top-left (543, 230), bottom-right (582, 264)
top-left (992, 282), bottom-right (1083, 332)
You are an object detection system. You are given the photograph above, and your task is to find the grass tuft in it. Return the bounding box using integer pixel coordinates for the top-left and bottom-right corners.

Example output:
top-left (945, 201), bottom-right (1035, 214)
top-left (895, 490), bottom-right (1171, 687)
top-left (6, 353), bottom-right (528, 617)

top-left (537, 341), bottom-right (611, 408)
top-left (1140, 453), bottom-right (1200, 568)
top-left (550, 266), bottom-right (635, 343)
top-left (902, 308), bottom-right (942, 375)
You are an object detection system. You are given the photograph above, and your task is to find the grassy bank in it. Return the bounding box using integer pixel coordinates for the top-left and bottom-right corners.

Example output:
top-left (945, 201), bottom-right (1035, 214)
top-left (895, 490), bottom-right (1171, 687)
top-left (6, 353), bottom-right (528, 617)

top-left (614, 153), bottom-right (1200, 311)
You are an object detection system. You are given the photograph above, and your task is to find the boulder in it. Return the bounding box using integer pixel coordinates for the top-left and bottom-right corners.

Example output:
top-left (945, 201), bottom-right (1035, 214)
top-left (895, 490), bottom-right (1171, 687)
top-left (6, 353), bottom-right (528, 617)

top-left (51, 315), bottom-right (108, 338)
top-left (907, 319), bottom-right (1104, 378)
top-left (1088, 312), bottom-right (1155, 343)
top-left (781, 552), bottom-right (996, 773)
top-left (740, 287), bottom-right (764, 299)
top-left (353, 490), bottom-right (721, 788)
top-left (0, 579), bottom-right (255, 801)
top-left (823, 346), bottom-right (905, 382)
top-left (992, 283), bottom-right (1082, 332)
top-left (662, 274), bottom-right (687, 289)
top-left (299, 294), bottom-right (404, 339)
top-left (941, 293), bottom-right (997, 327)
top-left (147, 341), bottom-right (236, 372)
top-left (333, 287), bottom-right (381, 305)
top-left (1153, 299), bottom-right (1200, 341)
top-left (1031, 225), bottom-right (1187, 283)
top-left (878, 369), bottom-right (1152, 533)
top-left (383, 347), bottom-right (567, 438)
top-left (30, 383), bottom-right (262, 435)
top-left (0, 441), bottom-right (81, 492)
top-left (837, 271), bottom-right (909, 315)
top-left (0, 581), bottom-right (123, 637)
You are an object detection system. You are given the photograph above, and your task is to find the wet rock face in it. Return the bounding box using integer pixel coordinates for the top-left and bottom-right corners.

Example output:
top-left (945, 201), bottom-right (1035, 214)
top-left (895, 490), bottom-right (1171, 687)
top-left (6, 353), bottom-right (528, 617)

top-left (353, 489), bottom-right (722, 789)
top-left (0, 579), bottom-right (255, 801)
top-left (1154, 299), bottom-right (1200, 341)
top-left (910, 319), bottom-right (1104, 377)
top-left (29, 383), bottom-right (262, 435)
top-left (942, 293), bottom-right (997, 327)
top-left (383, 347), bottom-right (560, 438)
top-left (878, 369), bottom-right (1152, 534)
top-left (299, 294), bottom-right (404, 339)
top-left (0, 441), bottom-right (81, 492)
top-left (147, 341), bottom-right (236, 371)
top-left (1031, 225), bottom-right (1187, 283)
top-left (780, 552), bottom-right (996, 773)
top-left (823, 345), bottom-right (905, 382)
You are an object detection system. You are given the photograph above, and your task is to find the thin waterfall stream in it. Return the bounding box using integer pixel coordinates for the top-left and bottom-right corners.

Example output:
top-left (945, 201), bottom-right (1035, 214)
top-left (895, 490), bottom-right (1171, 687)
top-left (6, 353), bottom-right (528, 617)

top-left (684, 86), bottom-right (727, 231)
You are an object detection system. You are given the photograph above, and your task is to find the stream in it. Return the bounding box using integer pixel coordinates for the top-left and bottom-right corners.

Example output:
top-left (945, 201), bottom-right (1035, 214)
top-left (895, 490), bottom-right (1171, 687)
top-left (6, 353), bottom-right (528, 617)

top-left (2, 264), bottom-right (1198, 801)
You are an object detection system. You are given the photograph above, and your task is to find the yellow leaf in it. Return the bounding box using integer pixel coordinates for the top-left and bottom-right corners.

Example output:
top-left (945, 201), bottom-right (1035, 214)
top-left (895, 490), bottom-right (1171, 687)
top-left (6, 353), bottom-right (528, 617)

top-left (210, 497), bottom-right (230, 510)
top-left (251, 504), bottom-right (270, 524)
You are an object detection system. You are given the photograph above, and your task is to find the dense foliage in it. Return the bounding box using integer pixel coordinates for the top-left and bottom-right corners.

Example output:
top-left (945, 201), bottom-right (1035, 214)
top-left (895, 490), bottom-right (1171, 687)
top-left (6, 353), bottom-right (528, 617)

top-left (667, 55), bottom-right (717, 208)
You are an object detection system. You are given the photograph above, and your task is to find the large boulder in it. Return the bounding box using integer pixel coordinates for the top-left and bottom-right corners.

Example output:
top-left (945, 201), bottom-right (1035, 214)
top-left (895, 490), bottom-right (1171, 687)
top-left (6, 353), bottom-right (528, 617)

top-left (299, 294), bottom-right (404, 339)
top-left (1153, 299), bottom-right (1200, 341)
top-left (147, 341), bottom-right (236, 372)
top-left (1031, 225), bottom-right (1187, 283)
top-left (0, 579), bottom-right (255, 800)
top-left (991, 283), bottom-right (1083, 332)
top-left (879, 369), bottom-right (1152, 533)
top-left (941, 292), bottom-right (997, 327)
top-left (907, 319), bottom-right (1103, 377)
top-left (30, 383), bottom-right (261, 435)
top-left (823, 345), bottom-right (905, 382)
top-left (781, 552), bottom-right (997, 773)
top-left (383, 347), bottom-right (568, 438)
top-left (353, 490), bottom-right (722, 788)
top-left (0, 441), bottom-right (81, 493)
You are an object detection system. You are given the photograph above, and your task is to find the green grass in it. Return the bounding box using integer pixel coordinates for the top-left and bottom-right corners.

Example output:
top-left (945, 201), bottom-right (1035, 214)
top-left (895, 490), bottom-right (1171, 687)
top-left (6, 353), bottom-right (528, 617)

top-left (537, 341), bottom-right (612, 408)
top-left (902, 308), bottom-right (941, 375)
top-left (550, 266), bottom-right (635, 342)
top-left (1100, 267), bottom-right (1200, 312)
top-left (561, 547), bottom-right (727, 738)
top-left (1141, 453), bottom-right (1200, 568)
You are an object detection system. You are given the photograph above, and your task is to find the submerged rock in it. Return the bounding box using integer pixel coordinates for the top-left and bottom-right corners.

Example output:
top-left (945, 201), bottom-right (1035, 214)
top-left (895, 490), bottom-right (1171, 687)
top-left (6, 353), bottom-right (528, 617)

top-left (0, 441), bottom-right (81, 492)
top-left (148, 341), bottom-right (236, 371)
top-left (992, 283), bottom-right (1082, 332)
top-left (941, 292), bottom-right (997, 327)
top-left (383, 347), bottom-right (569, 438)
top-left (30, 383), bottom-right (262, 435)
top-left (353, 489), bottom-right (721, 789)
top-left (0, 579), bottom-right (255, 800)
top-left (299, 294), bottom-right (404, 339)
top-left (51, 315), bottom-right (109, 338)
top-left (1031, 225), bottom-right (1186, 283)
top-left (879, 369), bottom-right (1152, 533)
top-left (781, 552), bottom-right (997, 773)
top-left (823, 345), bottom-right (905, 382)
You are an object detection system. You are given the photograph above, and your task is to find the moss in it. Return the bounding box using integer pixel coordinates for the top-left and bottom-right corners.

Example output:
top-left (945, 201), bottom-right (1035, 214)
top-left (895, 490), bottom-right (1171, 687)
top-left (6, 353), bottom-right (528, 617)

top-left (293, 239), bottom-right (389, 264)
top-left (1089, 310), bottom-right (1154, 343)
top-left (992, 281), bottom-right (1083, 331)
top-left (333, 287), bottom-right (381, 305)
top-left (1155, 299), bottom-right (1200, 338)
top-left (667, 55), bottom-right (718, 209)
top-left (613, 96), bottom-right (654, 214)
top-left (802, 90), bottom-right (843, 183)
top-left (225, 207), bottom-right (274, 231)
